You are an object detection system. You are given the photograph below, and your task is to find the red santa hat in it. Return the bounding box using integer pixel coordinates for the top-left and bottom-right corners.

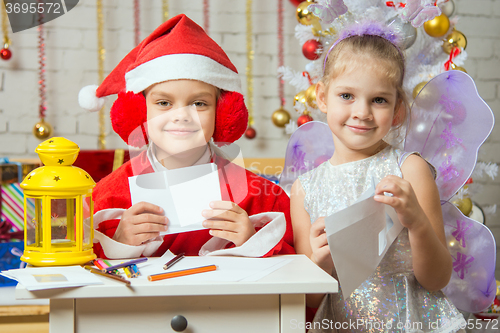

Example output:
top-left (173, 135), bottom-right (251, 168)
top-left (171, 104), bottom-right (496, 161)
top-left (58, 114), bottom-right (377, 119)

top-left (78, 14), bottom-right (247, 147)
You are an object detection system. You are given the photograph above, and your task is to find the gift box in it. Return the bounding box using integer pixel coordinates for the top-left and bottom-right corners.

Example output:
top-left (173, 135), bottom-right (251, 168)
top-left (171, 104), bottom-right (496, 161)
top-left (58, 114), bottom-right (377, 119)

top-left (0, 241), bottom-right (24, 287)
top-left (1, 183), bottom-right (35, 233)
top-left (0, 158), bottom-right (40, 184)
top-left (0, 158), bottom-right (39, 234)
top-left (73, 149), bottom-right (130, 183)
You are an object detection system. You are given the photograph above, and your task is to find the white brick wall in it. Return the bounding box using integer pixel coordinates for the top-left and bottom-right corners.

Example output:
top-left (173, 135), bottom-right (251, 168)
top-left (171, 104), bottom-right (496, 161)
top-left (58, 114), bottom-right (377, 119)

top-left (0, 0), bottom-right (499, 276)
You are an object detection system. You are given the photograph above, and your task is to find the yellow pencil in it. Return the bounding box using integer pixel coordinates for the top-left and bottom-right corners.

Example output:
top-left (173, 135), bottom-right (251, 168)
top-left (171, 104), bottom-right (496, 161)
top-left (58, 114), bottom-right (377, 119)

top-left (148, 264), bottom-right (217, 282)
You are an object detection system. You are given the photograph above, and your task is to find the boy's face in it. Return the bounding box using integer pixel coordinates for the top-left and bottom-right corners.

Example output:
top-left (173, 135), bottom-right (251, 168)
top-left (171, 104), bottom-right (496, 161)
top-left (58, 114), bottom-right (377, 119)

top-left (145, 79), bottom-right (217, 161)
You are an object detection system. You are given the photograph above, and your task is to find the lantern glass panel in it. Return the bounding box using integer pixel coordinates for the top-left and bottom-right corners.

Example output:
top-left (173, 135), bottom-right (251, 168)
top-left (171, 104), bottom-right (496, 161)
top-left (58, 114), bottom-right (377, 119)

top-left (25, 197), bottom-right (42, 248)
top-left (50, 198), bottom-right (76, 248)
top-left (83, 194), bottom-right (93, 248)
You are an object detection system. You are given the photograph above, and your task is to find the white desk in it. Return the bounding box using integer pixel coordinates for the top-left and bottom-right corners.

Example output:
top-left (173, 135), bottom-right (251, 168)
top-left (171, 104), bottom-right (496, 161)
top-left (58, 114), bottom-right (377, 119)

top-left (15, 255), bottom-right (338, 333)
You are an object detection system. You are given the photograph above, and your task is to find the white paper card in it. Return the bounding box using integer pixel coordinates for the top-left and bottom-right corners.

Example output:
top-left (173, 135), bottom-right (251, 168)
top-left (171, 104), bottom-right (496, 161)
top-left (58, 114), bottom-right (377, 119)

top-left (129, 163), bottom-right (221, 234)
top-left (0, 266), bottom-right (103, 291)
top-left (325, 185), bottom-right (403, 299)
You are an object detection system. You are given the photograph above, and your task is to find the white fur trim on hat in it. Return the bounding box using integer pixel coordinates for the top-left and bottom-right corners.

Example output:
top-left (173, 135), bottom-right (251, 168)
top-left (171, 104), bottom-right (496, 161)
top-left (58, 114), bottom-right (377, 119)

top-left (78, 84), bottom-right (107, 112)
top-left (125, 54), bottom-right (242, 94)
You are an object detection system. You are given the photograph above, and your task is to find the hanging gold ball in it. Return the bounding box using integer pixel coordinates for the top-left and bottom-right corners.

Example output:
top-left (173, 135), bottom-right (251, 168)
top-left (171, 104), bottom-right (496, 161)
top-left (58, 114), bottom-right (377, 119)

top-left (305, 84), bottom-right (317, 108)
top-left (296, 1), bottom-right (319, 26)
top-left (294, 90), bottom-right (308, 106)
top-left (412, 81), bottom-right (428, 99)
top-left (33, 120), bottom-right (53, 140)
top-left (272, 107), bottom-right (291, 128)
top-left (442, 29), bottom-right (467, 54)
top-left (423, 13), bottom-right (450, 38)
top-left (453, 197), bottom-right (473, 217)
top-left (450, 63), bottom-right (467, 73)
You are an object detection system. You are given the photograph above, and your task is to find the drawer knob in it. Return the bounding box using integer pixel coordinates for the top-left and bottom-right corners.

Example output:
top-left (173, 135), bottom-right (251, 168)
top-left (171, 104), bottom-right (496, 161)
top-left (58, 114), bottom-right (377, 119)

top-left (171, 315), bottom-right (188, 332)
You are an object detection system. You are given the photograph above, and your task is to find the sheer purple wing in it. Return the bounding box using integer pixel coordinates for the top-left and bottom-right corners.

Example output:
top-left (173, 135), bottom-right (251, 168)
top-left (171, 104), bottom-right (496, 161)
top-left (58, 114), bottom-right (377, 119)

top-left (309, 0), bottom-right (348, 25)
top-left (441, 202), bottom-right (497, 313)
top-left (411, 7), bottom-right (441, 28)
top-left (404, 71), bottom-right (494, 203)
top-left (279, 121), bottom-right (335, 195)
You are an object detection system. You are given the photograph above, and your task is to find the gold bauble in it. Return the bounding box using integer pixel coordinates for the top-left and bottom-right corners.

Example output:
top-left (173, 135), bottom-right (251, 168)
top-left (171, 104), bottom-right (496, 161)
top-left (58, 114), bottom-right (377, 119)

top-left (450, 63), bottom-right (467, 73)
top-left (294, 90), bottom-right (307, 106)
top-left (412, 81), bottom-right (428, 99)
top-left (272, 107), bottom-right (291, 128)
top-left (423, 13), bottom-right (450, 38)
top-left (33, 120), bottom-right (53, 140)
top-left (296, 1), bottom-right (319, 26)
top-left (305, 84), bottom-right (317, 108)
top-left (442, 29), bottom-right (467, 54)
top-left (453, 197), bottom-right (473, 217)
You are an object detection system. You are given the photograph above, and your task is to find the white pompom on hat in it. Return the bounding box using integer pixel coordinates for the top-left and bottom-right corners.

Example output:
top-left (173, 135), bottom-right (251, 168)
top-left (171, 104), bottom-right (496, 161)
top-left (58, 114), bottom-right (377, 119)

top-left (78, 85), bottom-right (106, 112)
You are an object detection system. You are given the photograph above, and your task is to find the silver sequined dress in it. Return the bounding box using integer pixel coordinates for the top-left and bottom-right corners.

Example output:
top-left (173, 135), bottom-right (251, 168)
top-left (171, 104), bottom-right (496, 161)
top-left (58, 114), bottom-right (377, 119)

top-left (298, 146), bottom-right (465, 333)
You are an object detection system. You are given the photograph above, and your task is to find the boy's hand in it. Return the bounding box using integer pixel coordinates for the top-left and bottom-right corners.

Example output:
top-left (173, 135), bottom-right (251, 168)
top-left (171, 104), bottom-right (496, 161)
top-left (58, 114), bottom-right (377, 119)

top-left (310, 217), bottom-right (334, 274)
top-left (114, 202), bottom-right (168, 246)
top-left (202, 201), bottom-right (256, 247)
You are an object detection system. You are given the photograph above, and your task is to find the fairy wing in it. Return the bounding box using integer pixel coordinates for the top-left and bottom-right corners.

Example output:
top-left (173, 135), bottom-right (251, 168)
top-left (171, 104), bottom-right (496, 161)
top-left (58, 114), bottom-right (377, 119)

top-left (405, 70), bottom-right (494, 203)
top-left (279, 121), bottom-right (334, 195)
top-left (404, 70), bottom-right (496, 313)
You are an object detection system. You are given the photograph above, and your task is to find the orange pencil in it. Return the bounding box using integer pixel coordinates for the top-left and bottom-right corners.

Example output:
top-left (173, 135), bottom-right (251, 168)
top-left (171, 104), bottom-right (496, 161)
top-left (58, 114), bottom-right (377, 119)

top-left (148, 264), bottom-right (217, 282)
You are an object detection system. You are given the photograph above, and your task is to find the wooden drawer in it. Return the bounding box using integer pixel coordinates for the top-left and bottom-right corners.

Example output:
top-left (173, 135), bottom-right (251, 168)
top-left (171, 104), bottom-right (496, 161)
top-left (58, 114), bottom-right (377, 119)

top-left (75, 294), bottom-right (279, 332)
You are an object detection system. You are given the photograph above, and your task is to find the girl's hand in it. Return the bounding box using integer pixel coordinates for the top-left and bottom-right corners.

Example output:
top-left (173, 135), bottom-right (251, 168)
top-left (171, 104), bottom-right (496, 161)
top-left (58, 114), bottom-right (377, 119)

top-left (373, 175), bottom-right (425, 230)
top-left (113, 202), bottom-right (168, 246)
top-left (202, 201), bottom-right (256, 247)
top-left (310, 217), bottom-right (334, 274)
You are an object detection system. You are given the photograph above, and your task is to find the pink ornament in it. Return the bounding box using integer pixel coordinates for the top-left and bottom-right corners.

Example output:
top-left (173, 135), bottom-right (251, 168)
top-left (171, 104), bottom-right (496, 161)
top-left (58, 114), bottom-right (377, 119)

top-left (302, 39), bottom-right (322, 61)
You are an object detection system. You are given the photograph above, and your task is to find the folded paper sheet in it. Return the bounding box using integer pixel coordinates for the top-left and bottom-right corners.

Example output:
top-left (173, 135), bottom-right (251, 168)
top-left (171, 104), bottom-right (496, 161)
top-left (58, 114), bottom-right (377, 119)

top-left (0, 266), bottom-right (103, 291)
top-left (325, 186), bottom-right (403, 298)
top-left (129, 163), bottom-right (221, 234)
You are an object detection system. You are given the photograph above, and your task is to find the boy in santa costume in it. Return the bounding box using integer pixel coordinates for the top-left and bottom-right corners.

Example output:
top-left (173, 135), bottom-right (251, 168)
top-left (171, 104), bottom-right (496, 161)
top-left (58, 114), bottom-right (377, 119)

top-left (78, 14), bottom-right (294, 259)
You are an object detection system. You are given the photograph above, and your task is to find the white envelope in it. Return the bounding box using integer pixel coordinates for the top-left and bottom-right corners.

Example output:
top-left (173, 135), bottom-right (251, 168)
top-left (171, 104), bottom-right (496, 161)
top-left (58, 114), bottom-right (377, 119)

top-left (325, 185), bottom-right (403, 298)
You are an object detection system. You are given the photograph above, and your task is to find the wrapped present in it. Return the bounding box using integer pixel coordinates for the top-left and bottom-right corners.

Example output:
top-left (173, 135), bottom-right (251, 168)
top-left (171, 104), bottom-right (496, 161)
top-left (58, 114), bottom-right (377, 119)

top-left (0, 157), bottom-right (40, 184)
top-left (1, 183), bottom-right (35, 233)
top-left (0, 158), bottom-right (39, 234)
top-left (0, 241), bottom-right (24, 287)
top-left (73, 149), bottom-right (130, 183)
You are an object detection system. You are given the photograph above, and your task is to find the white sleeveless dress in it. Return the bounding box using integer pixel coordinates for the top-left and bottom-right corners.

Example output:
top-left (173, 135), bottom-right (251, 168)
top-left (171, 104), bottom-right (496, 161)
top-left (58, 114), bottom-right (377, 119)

top-left (298, 145), bottom-right (466, 333)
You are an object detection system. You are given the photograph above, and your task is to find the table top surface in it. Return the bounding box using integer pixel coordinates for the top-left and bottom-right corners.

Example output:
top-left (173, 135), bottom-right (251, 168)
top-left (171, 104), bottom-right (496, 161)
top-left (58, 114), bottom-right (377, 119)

top-left (16, 255), bottom-right (338, 300)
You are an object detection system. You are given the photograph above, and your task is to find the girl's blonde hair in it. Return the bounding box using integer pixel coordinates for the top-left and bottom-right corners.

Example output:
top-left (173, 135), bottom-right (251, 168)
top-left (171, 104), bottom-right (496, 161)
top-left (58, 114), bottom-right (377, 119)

top-left (322, 35), bottom-right (409, 136)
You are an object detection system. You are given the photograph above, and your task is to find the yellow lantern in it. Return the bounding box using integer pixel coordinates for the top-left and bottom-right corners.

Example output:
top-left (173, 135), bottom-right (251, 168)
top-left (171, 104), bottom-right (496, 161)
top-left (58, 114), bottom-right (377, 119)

top-left (20, 137), bottom-right (96, 266)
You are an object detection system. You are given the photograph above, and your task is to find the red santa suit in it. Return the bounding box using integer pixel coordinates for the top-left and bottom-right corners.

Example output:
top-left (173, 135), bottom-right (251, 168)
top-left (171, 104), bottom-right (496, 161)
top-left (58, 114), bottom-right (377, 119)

top-left (92, 146), bottom-right (294, 259)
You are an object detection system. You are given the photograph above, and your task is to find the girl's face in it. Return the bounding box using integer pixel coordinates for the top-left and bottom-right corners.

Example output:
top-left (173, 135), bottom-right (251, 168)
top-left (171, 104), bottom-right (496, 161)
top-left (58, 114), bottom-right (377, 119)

top-left (316, 56), bottom-right (399, 162)
top-left (145, 80), bottom-right (217, 163)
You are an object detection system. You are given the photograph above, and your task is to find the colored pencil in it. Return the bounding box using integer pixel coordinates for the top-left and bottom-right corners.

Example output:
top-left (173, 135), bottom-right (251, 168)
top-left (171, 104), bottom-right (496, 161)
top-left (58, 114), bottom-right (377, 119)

top-left (104, 257), bottom-right (148, 272)
top-left (129, 264), bottom-right (140, 278)
top-left (148, 264), bottom-right (217, 282)
top-left (123, 266), bottom-right (133, 278)
top-left (93, 259), bottom-right (105, 270)
top-left (84, 266), bottom-right (131, 285)
top-left (163, 253), bottom-right (185, 270)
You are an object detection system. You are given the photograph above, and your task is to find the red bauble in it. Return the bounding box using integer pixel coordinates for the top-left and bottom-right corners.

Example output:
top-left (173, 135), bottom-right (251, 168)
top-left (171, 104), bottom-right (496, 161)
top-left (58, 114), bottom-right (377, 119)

top-left (297, 114), bottom-right (313, 127)
top-left (289, 0), bottom-right (303, 7)
top-left (245, 127), bottom-right (256, 139)
top-left (0, 48), bottom-right (12, 60)
top-left (302, 39), bottom-right (322, 61)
